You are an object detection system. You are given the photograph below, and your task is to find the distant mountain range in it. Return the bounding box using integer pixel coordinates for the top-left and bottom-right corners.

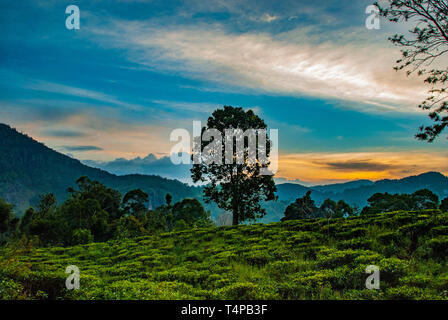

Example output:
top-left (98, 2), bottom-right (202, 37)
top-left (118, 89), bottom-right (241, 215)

top-left (277, 172), bottom-right (448, 207)
top-left (82, 156), bottom-right (312, 186)
top-left (0, 124), bottom-right (201, 215)
top-left (1, 123), bottom-right (447, 223)
top-left (83, 154), bottom-right (193, 184)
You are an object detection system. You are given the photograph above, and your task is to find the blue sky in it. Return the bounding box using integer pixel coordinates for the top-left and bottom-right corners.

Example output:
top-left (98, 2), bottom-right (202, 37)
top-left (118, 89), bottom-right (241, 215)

top-left (0, 0), bottom-right (447, 184)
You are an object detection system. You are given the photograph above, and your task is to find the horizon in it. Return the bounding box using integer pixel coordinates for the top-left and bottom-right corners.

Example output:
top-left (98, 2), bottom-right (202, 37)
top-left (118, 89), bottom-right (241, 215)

top-left (2, 121), bottom-right (446, 188)
top-left (1, 0), bottom-right (447, 185)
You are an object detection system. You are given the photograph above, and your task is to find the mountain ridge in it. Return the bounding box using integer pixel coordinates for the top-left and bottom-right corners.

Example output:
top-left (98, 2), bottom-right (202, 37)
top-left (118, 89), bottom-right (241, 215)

top-left (0, 123), bottom-right (201, 215)
top-left (1, 123), bottom-right (447, 222)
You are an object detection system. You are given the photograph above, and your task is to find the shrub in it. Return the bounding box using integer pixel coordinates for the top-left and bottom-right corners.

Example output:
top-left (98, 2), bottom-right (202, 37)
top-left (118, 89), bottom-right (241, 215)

top-left (216, 282), bottom-right (261, 299)
top-left (426, 236), bottom-right (448, 259)
top-left (71, 229), bottom-right (93, 245)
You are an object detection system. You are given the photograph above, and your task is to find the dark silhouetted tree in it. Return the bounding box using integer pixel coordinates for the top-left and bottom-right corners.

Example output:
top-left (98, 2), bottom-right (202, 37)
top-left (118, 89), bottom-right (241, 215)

top-left (172, 198), bottom-right (212, 227)
top-left (282, 191), bottom-right (318, 221)
top-left (191, 106), bottom-right (277, 225)
top-left (440, 197), bottom-right (448, 211)
top-left (377, 0), bottom-right (448, 141)
top-left (122, 189), bottom-right (149, 217)
top-left (165, 193), bottom-right (172, 207)
top-left (361, 189), bottom-right (439, 215)
top-left (0, 197), bottom-right (15, 242)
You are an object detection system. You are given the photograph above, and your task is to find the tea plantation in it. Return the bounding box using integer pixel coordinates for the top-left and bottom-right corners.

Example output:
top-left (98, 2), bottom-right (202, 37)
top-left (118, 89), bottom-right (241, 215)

top-left (1, 210), bottom-right (448, 300)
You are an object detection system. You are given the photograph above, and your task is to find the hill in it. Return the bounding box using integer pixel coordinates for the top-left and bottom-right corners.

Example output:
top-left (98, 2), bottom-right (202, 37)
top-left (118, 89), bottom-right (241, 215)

top-left (1, 209), bottom-right (447, 299)
top-left (277, 172), bottom-right (448, 206)
top-left (1, 123), bottom-right (447, 223)
top-left (0, 124), bottom-right (201, 214)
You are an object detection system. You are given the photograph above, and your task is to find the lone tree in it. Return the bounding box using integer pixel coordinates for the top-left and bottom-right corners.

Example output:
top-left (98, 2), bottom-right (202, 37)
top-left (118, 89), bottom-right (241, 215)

top-left (191, 106), bottom-right (277, 225)
top-left (377, 0), bottom-right (448, 141)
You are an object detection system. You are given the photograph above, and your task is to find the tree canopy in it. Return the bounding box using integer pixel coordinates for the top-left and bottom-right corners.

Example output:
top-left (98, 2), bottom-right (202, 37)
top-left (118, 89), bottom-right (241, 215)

top-left (377, 0), bottom-right (448, 141)
top-left (191, 106), bottom-right (277, 225)
top-left (361, 188), bottom-right (439, 215)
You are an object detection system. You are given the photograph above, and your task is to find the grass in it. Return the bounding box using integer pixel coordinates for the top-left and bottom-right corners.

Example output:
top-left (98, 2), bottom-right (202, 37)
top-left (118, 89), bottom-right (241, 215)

top-left (1, 209), bottom-right (447, 300)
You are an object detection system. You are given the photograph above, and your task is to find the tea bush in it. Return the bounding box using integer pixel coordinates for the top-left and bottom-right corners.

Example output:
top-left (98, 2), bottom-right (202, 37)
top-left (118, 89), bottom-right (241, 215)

top-left (1, 210), bottom-right (447, 300)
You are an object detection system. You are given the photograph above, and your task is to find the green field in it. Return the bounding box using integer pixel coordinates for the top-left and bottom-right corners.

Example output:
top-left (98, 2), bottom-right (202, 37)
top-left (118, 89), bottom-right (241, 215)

top-left (1, 210), bottom-right (448, 300)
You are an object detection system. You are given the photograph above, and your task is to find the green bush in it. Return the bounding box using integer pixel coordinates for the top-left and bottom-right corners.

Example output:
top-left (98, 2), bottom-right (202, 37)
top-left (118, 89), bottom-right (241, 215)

top-left (72, 229), bottom-right (93, 245)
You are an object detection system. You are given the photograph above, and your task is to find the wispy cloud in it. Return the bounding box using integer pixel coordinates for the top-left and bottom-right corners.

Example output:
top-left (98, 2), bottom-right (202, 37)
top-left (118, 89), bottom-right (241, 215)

top-left (152, 100), bottom-right (220, 114)
top-left (277, 151), bottom-right (448, 183)
top-left (321, 160), bottom-right (394, 172)
top-left (63, 145), bottom-right (103, 152)
top-left (42, 129), bottom-right (87, 138)
top-left (25, 79), bottom-right (146, 111)
top-left (88, 20), bottom-right (428, 113)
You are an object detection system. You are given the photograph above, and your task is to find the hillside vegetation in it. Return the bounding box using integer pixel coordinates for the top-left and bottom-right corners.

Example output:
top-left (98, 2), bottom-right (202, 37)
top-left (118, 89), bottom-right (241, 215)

top-left (0, 124), bottom-right (201, 214)
top-left (2, 123), bottom-right (447, 224)
top-left (1, 209), bottom-right (447, 300)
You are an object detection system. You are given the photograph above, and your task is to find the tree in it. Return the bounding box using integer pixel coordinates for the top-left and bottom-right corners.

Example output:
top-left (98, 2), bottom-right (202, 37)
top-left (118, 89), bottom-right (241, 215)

top-left (68, 176), bottom-right (122, 220)
top-left (282, 191), bottom-right (318, 221)
top-left (115, 216), bottom-right (147, 239)
top-left (19, 207), bottom-right (34, 235)
top-left (172, 198), bottom-right (212, 227)
top-left (72, 228), bottom-right (94, 245)
top-left (147, 206), bottom-right (170, 233)
top-left (377, 0), bottom-right (448, 141)
top-left (165, 193), bottom-right (172, 207)
top-left (440, 197), bottom-right (448, 211)
top-left (411, 188), bottom-right (439, 209)
top-left (361, 189), bottom-right (439, 215)
top-left (191, 106), bottom-right (277, 225)
top-left (320, 199), bottom-right (337, 219)
top-left (22, 194), bottom-right (63, 245)
top-left (336, 200), bottom-right (354, 218)
top-left (361, 192), bottom-right (409, 215)
top-left (36, 193), bottom-right (57, 218)
top-left (122, 189), bottom-right (149, 217)
top-left (61, 177), bottom-right (122, 243)
top-left (0, 197), bottom-right (14, 241)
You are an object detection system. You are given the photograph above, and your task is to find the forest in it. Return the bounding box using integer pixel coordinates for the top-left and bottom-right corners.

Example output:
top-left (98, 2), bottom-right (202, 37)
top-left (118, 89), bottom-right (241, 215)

top-left (1, 174), bottom-right (446, 247)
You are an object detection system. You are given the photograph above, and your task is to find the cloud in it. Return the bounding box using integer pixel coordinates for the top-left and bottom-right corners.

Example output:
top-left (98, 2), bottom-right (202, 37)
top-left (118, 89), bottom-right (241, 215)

top-left (152, 100), bottom-right (220, 114)
top-left (251, 13), bottom-right (279, 23)
top-left (276, 151), bottom-right (448, 184)
top-left (0, 99), bottom-right (176, 162)
top-left (63, 145), bottom-right (103, 151)
top-left (42, 129), bottom-right (87, 138)
top-left (88, 20), bottom-right (429, 113)
top-left (321, 160), bottom-right (394, 172)
top-left (25, 79), bottom-right (145, 111)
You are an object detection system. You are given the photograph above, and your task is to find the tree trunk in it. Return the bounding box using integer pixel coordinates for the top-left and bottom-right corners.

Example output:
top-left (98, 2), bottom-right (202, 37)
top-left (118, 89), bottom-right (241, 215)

top-left (232, 207), bottom-right (239, 225)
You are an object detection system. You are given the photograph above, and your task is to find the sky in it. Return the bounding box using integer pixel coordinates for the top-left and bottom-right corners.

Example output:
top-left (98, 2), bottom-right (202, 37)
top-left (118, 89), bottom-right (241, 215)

top-left (0, 0), bottom-right (447, 185)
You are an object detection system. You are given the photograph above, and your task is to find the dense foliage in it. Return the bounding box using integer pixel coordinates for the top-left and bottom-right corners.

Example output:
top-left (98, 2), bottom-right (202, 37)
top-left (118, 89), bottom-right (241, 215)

top-left (0, 177), bottom-right (213, 247)
top-left (377, 0), bottom-right (448, 141)
top-left (1, 209), bottom-right (447, 300)
top-left (361, 189), bottom-right (440, 215)
top-left (282, 191), bottom-right (354, 221)
top-left (0, 124), bottom-right (202, 214)
top-left (282, 189), bottom-right (446, 221)
top-left (2, 123), bottom-right (448, 224)
top-left (191, 106), bottom-right (277, 225)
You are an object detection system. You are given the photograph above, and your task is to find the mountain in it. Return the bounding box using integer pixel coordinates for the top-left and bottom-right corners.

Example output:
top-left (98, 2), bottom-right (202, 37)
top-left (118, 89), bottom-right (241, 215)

top-left (1, 123), bottom-right (447, 222)
top-left (276, 172), bottom-right (448, 208)
top-left (0, 124), bottom-right (201, 215)
top-left (311, 179), bottom-right (374, 194)
top-left (82, 154), bottom-right (193, 184)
